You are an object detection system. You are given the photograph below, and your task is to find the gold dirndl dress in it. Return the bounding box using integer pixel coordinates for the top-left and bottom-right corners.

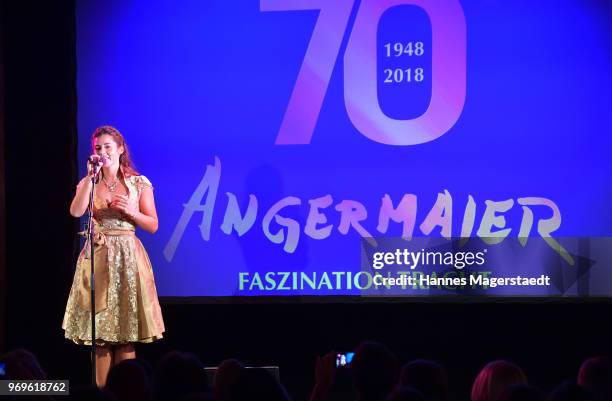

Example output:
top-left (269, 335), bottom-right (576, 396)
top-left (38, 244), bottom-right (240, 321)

top-left (62, 175), bottom-right (165, 345)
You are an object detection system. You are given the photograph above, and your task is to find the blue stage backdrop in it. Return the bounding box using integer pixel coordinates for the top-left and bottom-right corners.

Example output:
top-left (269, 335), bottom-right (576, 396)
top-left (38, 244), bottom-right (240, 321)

top-left (76, 0), bottom-right (612, 298)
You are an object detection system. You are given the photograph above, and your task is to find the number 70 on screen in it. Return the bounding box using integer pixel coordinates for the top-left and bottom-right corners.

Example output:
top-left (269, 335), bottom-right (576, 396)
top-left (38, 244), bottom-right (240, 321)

top-left (261, 0), bottom-right (466, 146)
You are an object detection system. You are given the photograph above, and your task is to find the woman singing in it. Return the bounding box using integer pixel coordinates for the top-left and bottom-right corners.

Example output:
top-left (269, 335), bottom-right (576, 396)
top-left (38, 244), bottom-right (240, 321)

top-left (63, 126), bottom-right (165, 386)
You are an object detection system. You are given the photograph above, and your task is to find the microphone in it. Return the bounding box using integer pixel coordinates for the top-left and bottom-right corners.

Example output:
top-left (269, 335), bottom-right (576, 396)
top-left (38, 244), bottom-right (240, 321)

top-left (88, 155), bottom-right (108, 166)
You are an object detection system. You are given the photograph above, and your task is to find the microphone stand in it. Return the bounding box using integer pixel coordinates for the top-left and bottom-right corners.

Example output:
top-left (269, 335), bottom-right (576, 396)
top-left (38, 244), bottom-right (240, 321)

top-left (86, 163), bottom-right (101, 386)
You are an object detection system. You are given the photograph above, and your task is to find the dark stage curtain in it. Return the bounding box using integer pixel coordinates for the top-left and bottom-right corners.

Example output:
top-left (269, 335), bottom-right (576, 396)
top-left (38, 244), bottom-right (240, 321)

top-left (1, 0), bottom-right (79, 360)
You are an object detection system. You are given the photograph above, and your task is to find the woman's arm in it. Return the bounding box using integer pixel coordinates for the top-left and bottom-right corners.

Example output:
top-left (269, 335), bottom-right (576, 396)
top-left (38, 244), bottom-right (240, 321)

top-left (130, 186), bottom-right (159, 233)
top-left (70, 157), bottom-right (103, 217)
top-left (69, 176), bottom-right (94, 217)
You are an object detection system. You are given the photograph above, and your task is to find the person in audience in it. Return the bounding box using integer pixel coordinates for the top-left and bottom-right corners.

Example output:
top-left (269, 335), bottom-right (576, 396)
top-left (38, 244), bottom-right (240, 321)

top-left (154, 351), bottom-right (209, 401)
top-left (68, 385), bottom-right (117, 401)
top-left (471, 360), bottom-right (527, 401)
top-left (400, 359), bottom-right (449, 401)
top-left (309, 350), bottom-right (354, 401)
top-left (213, 359), bottom-right (245, 401)
top-left (0, 349), bottom-right (56, 401)
top-left (105, 359), bottom-right (151, 401)
top-left (549, 381), bottom-right (595, 401)
top-left (310, 343), bottom-right (399, 401)
top-left (352, 342), bottom-right (400, 401)
top-left (178, 394), bottom-right (217, 401)
top-left (386, 386), bottom-right (425, 401)
top-left (230, 366), bottom-right (292, 401)
top-left (133, 358), bottom-right (155, 387)
top-left (0, 349), bottom-right (48, 380)
top-left (497, 384), bottom-right (546, 401)
top-left (578, 357), bottom-right (612, 401)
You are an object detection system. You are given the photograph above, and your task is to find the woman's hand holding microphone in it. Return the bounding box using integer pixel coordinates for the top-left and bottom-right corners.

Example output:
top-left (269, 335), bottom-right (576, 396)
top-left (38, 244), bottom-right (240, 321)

top-left (87, 154), bottom-right (107, 177)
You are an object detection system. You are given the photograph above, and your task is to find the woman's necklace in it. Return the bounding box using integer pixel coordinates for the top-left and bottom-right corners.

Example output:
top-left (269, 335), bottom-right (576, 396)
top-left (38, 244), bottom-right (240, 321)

top-left (102, 176), bottom-right (119, 192)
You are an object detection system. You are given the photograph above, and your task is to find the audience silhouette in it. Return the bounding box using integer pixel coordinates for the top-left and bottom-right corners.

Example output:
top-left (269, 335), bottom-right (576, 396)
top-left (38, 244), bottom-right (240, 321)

top-left (471, 360), bottom-right (527, 401)
top-left (400, 359), bottom-right (449, 401)
top-left (154, 351), bottom-right (209, 401)
top-left (578, 357), bottom-right (612, 401)
top-left (1, 347), bottom-right (610, 401)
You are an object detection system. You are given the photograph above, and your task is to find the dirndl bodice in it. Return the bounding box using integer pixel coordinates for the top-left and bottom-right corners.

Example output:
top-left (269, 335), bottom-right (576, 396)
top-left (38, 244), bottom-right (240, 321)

top-left (62, 174), bottom-right (165, 345)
